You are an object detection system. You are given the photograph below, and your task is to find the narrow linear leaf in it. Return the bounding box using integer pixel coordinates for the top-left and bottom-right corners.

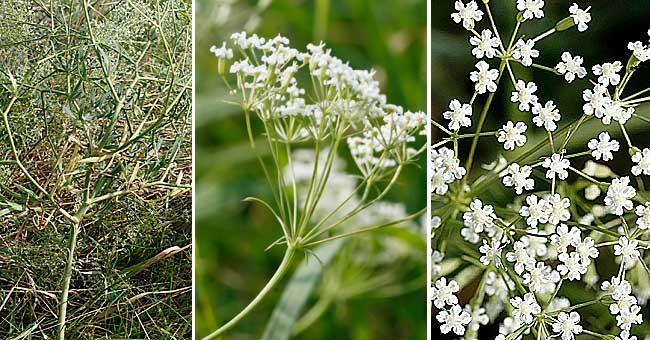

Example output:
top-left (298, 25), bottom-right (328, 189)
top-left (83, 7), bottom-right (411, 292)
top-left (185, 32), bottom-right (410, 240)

top-left (261, 239), bottom-right (345, 340)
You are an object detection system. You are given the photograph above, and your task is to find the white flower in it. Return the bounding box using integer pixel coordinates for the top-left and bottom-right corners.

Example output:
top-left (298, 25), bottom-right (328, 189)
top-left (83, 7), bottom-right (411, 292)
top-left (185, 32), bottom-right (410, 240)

top-left (552, 312), bottom-right (583, 340)
top-left (479, 238), bottom-right (503, 267)
top-left (470, 29), bottom-right (501, 59)
top-left (605, 177), bottom-right (636, 216)
top-left (582, 85), bottom-right (608, 116)
top-left (431, 147), bottom-right (466, 195)
top-left (575, 237), bottom-right (599, 264)
top-left (569, 3), bottom-right (591, 32)
top-left (512, 39), bottom-right (539, 67)
top-left (593, 61), bottom-right (623, 86)
top-left (520, 194), bottom-right (550, 228)
top-left (431, 277), bottom-right (460, 308)
top-left (451, 0), bottom-right (484, 30)
top-left (600, 99), bottom-right (634, 125)
top-left (615, 330), bottom-right (638, 340)
top-left (610, 294), bottom-right (637, 315)
top-left (543, 153), bottom-right (570, 180)
top-left (523, 261), bottom-right (559, 293)
top-left (470, 61), bottom-right (499, 94)
top-left (437, 304), bottom-right (472, 335)
top-left (532, 100), bottom-right (561, 131)
top-left (210, 42), bottom-right (234, 59)
top-left (502, 163), bottom-right (534, 194)
top-left (631, 148), bottom-right (650, 176)
top-left (551, 224), bottom-right (581, 253)
top-left (510, 293), bottom-right (541, 324)
top-left (555, 52), bottom-right (587, 82)
top-left (635, 204), bottom-right (650, 230)
top-left (601, 277), bottom-right (632, 300)
top-left (614, 237), bottom-right (640, 266)
top-left (558, 252), bottom-right (587, 280)
top-left (511, 80), bottom-right (539, 111)
top-left (517, 0), bottom-right (545, 20)
top-left (498, 121), bottom-right (527, 150)
top-left (628, 41), bottom-right (650, 62)
top-left (547, 194), bottom-right (571, 225)
top-left (464, 304), bottom-right (489, 332)
top-left (506, 239), bottom-right (536, 274)
top-left (617, 305), bottom-right (642, 330)
top-left (432, 250), bottom-right (444, 276)
top-left (588, 132), bottom-right (619, 161)
top-left (443, 99), bottom-right (473, 131)
top-left (463, 199), bottom-right (496, 233)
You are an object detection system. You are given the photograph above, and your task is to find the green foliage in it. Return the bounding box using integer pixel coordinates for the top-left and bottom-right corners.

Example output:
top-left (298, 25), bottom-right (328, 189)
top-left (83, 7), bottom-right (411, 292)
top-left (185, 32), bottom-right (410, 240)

top-left (0, 0), bottom-right (191, 338)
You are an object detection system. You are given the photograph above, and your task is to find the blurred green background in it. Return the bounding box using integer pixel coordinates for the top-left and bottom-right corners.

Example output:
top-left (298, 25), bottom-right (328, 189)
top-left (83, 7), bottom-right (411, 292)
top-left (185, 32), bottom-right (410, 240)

top-left (431, 1), bottom-right (650, 338)
top-left (195, 0), bottom-right (427, 339)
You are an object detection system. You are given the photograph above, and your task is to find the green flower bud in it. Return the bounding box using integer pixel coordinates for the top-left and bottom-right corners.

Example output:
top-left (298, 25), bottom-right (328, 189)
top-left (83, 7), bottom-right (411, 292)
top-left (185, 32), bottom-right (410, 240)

top-left (555, 17), bottom-right (576, 32)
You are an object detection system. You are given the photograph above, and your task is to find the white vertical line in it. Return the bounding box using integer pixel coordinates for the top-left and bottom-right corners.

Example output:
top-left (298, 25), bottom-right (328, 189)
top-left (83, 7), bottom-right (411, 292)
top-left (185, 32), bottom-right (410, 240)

top-left (426, 0), bottom-right (432, 338)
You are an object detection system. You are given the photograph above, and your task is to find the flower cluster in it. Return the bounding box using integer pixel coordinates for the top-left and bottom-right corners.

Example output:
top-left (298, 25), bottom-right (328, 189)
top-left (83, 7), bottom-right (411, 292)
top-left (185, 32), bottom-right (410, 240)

top-left (213, 33), bottom-right (426, 179)
top-left (433, 2), bottom-right (650, 339)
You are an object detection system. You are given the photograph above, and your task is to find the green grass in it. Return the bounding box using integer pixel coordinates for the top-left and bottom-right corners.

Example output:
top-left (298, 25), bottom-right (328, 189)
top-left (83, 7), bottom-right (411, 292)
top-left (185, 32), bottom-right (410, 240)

top-left (0, 0), bottom-right (192, 338)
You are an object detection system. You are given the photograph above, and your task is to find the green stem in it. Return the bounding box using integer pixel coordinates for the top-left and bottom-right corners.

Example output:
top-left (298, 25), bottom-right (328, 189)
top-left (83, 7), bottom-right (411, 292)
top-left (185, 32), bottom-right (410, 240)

top-left (202, 247), bottom-right (296, 340)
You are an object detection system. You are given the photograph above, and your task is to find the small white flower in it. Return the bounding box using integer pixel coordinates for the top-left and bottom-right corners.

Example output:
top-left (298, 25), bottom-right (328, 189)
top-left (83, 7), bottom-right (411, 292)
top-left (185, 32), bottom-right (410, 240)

top-left (532, 100), bottom-right (561, 131)
top-left (463, 199), bottom-right (496, 234)
top-left (470, 61), bottom-right (499, 94)
top-left (543, 153), bottom-right (570, 180)
top-left (517, 0), bottom-right (545, 20)
top-left (523, 261), bottom-right (559, 293)
top-left (615, 330), bottom-right (638, 340)
top-left (601, 277), bottom-right (632, 300)
top-left (552, 312), bottom-right (583, 340)
top-left (551, 224), bottom-right (581, 253)
top-left (431, 277), bottom-right (460, 308)
top-left (498, 121), bottom-right (527, 150)
top-left (605, 177), bottom-right (636, 216)
top-left (582, 85), bottom-right (608, 116)
top-left (614, 237), bottom-right (640, 266)
top-left (556, 52), bottom-right (587, 82)
top-left (512, 39), bottom-right (540, 67)
top-left (443, 99), bottom-right (473, 131)
top-left (575, 237), bottom-right (599, 264)
top-left (511, 80), bottom-right (539, 111)
top-left (510, 293), bottom-right (541, 324)
top-left (610, 294), bottom-right (637, 315)
top-left (502, 163), bottom-right (534, 194)
top-left (635, 204), bottom-right (650, 230)
top-left (631, 148), bottom-right (650, 176)
top-left (593, 61), bottom-right (623, 86)
top-left (464, 304), bottom-right (489, 332)
top-left (569, 3), bottom-right (591, 32)
top-left (600, 99), bottom-right (634, 125)
top-left (479, 238), bottom-right (503, 267)
top-left (432, 250), bottom-right (444, 276)
top-left (506, 239), bottom-right (536, 274)
top-left (558, 252), bottom-right (587, 280)
top-left (547, 194), bottom-right (571, 226)
top-left (470, 29), bottom-right (501, 59)
top-left (588, 132), bottom-right (619, 161)
top-left (437, 304), bottom-right (472, 335)
top-left (628, 41), bottom-right (650, 62)
top-left (210, 42), bottom-right (234, 59)
top-left (451, 0), bottom-right (484, 30)
top-left (520, 194), bottom-right (550, 228)
top-left (616, 305), bottom-right (642, 330)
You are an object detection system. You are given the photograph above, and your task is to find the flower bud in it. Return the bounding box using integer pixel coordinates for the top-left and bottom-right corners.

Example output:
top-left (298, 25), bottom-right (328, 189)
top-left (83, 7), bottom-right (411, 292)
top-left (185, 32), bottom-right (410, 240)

top-left (555, 17), bottom-right (575, 32)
